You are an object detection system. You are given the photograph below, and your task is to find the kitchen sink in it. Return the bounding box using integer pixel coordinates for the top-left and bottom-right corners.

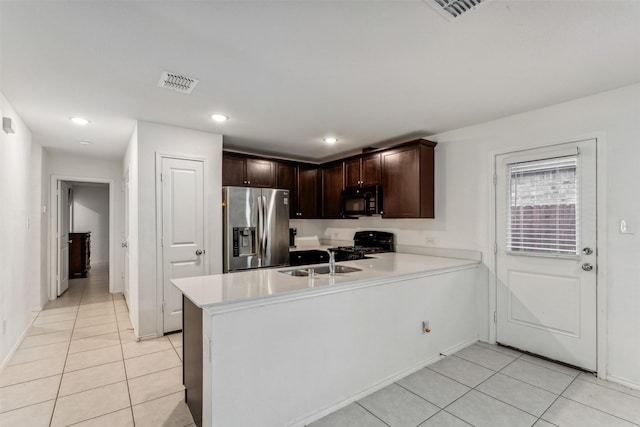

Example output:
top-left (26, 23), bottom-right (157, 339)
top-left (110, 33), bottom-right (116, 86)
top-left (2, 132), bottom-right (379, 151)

top-left (311, 265), bottom-right (362, 274)
top-left (280, 269), bottom-right (310, 276)
top-left (279, 265), bottom-right (362, 276)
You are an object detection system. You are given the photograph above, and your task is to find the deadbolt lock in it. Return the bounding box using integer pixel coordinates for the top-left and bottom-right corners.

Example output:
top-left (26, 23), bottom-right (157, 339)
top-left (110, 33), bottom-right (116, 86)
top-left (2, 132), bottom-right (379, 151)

top-left (582, 247), bottom-right (593, 255)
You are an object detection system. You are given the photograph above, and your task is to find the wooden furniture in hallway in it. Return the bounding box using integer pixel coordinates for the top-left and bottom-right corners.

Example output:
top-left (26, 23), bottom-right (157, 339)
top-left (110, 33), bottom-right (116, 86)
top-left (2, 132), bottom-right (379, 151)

top-left (69, 232), bottom-right (91, 278)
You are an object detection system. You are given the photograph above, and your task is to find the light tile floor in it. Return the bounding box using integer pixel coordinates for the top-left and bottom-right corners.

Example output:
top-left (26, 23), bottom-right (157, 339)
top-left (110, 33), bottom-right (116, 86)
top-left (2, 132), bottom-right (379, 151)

top-left (311, 342), bottom-right (640, 427)
top-left (0, 264), bottom-right (194, 427)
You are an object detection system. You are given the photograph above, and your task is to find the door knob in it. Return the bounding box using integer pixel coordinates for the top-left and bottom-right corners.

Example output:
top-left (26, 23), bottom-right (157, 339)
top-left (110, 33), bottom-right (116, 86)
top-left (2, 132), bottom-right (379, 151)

top-left (195, 249), bottom-right (203, 256)
top-left (582, 247), bottom-right (593, 255)
top-left (121, 242), bottom-right (128, 248)
top-left (582, 263), bottom-right (594, 272)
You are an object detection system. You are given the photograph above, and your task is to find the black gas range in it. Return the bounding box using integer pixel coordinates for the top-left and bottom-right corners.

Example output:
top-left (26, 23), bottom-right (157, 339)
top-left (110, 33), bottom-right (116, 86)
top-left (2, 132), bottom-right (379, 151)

top-left (329, 231), bottom-right (395, 261)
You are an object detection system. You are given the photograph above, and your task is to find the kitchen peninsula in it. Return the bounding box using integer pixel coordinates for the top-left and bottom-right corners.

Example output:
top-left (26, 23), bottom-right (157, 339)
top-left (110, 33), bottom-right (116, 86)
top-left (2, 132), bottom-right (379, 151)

top-left (172, 251), bottom-right (480, 427)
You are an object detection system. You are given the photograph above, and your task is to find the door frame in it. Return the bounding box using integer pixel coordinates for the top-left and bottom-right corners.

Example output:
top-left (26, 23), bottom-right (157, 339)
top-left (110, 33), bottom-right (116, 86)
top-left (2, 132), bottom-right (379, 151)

top-left (49, 175), bottom-right (116, 299)
top-left (488, 133), bottom-right (608, 379)
top-left (155, 153), bottom-right (209, 335)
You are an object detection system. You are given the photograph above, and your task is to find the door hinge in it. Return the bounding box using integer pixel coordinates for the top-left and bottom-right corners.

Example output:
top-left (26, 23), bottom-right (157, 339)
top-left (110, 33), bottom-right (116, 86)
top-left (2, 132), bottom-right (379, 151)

top-left (162, 301), bottom-right (166, 313)
top-left (493, 243), bottom-right (497, 254)
top-left (160, 173), bottom-right (163, 182)
top-left (493, 174), bottom-right (497, 186)
top-left (493, 311), bottom-right (497, 324)
top-left (160, 237), bottom-right (163, 248)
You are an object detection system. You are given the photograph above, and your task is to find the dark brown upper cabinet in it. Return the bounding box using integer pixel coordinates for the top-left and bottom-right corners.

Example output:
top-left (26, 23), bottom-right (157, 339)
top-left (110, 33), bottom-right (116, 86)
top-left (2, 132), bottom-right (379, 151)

top-left (222, 153), bottom-right (275, 187)
top-left (276, 162), bottom-right (298, 219)
top-left (344, 153), bottom-right (381, 188)
top-left (297, 166), bottom-right (319, 218)
top-left (222, 154), bottom-right (245, 186)
top-left (344, 158), bottom-right (361, 188)
top-left (276, 162), bottom-right (319, 219)
top-left (381, 139), bottom-right (436, 218)
top-left (321, 162), bottom-right (344, 218)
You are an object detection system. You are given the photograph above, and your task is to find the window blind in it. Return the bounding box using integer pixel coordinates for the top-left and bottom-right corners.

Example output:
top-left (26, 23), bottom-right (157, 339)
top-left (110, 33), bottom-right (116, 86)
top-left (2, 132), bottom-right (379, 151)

top-left (507, 155), bottom-right (578, 255)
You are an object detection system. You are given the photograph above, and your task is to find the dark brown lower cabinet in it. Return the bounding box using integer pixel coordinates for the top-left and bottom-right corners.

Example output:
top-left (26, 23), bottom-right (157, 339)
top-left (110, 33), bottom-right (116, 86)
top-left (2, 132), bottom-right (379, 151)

top-left (183, 295), bottom-right (203, 427)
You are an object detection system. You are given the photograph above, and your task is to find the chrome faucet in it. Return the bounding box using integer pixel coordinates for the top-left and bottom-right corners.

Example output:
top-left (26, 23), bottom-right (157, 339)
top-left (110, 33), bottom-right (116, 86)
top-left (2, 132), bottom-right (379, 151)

top-left (327, 250), bottom-right (336, 276)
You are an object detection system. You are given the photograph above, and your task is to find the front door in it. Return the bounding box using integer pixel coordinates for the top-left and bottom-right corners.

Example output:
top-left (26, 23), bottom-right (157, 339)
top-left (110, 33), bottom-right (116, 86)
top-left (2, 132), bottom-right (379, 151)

top-left (57, 181), bottom-right (71, 296)
top-left (495, 139), bottom-right (597, 371)
top-left (161, 157), bottom-right (205, 333)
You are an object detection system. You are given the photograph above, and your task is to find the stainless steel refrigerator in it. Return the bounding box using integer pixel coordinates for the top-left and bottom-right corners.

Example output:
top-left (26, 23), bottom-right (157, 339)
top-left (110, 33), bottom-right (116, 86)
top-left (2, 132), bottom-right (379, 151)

top-left (223, 186), bottom-right (290, 272)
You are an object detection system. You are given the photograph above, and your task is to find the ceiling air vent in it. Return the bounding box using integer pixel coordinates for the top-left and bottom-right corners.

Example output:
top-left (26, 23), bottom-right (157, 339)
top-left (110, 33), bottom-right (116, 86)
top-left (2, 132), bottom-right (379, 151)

top-left (157, 71), bottom-right (199, 94)
top-left (424, 0), bottom-right (486, 20)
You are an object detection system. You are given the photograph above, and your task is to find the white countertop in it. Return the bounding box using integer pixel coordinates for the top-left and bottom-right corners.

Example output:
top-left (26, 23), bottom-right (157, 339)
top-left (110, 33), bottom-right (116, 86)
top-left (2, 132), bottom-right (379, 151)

top-left (171, 252), bottom-right (480, 313)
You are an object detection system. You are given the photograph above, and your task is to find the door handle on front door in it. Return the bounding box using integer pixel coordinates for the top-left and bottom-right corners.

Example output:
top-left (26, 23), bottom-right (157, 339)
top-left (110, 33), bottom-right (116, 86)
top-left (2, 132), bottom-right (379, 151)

top-left (582, 263), bottom-right (594, 271)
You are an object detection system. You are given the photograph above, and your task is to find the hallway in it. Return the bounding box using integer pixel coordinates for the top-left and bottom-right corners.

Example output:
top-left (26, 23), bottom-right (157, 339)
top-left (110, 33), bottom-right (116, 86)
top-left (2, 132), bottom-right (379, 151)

top-left (0, 263), bottom-right (194, 426)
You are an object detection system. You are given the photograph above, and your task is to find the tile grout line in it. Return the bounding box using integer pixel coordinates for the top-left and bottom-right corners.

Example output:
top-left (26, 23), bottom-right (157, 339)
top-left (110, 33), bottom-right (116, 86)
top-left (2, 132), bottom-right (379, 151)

top-left (555, 393), bottom-right (640, 426)
top-left (354, 401), bottom-right (392, 427)
top-left (531, 368), bottom-right (640, 426)
top-left (572, 375), bottom-right (640, 400)
top-left (426, 351), bottom-right (543, 424)
top-left (116, 294), bottom-right (137, 427)
top-left (48, 279), bottom-right (83, 427)
top-left (491, 357), bottom-right (575, 396)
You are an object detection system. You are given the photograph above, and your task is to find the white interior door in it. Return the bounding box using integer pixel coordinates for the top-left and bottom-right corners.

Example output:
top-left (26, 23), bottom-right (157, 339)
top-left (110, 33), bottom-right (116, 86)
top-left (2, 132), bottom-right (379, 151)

top-left (57, 181), bottom-right (71, 296)
top-left (123, 172), bottom-right (130, 302)
top-left (496, 139), bottom-right (597, 371)
top-left (161, 157), bottom-right (205, 333)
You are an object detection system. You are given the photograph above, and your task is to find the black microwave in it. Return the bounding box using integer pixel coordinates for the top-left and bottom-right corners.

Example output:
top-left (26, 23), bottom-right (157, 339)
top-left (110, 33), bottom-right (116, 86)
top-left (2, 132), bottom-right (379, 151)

top-left (342, 185), bottom-right (382, 217)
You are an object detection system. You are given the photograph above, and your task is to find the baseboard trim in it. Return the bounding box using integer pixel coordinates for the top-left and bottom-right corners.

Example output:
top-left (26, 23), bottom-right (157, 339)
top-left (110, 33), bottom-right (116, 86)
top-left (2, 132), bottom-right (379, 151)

top-left (606, 374), bottom-right (640, 391)
top-left (292, 336), bottom-right (478, 427)
top-left (0, 317), bottom-right (37, 375)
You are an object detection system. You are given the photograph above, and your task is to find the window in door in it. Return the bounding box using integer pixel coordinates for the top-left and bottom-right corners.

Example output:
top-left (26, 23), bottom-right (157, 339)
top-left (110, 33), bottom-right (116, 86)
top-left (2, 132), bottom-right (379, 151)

top-left (506, 155), bottom-right (578, 256)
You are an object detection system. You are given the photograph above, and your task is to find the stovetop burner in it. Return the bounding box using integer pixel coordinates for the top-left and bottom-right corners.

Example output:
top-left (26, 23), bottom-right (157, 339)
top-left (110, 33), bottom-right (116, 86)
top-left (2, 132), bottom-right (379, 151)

top-left (330, 246), bottom-right (385, 253)
top-left (328, 231), bottom-right (395, 261)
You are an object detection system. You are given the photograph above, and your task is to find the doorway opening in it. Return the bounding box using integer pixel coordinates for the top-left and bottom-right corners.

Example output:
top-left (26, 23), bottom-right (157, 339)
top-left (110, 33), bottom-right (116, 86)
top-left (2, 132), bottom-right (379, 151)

top-left (50, 176), bottom-right (115, 300)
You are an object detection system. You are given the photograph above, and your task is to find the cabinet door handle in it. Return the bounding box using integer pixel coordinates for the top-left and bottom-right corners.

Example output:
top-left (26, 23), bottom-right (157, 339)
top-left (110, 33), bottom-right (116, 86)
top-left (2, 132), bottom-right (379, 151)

top-left (68, 240), bottom-right (73, 243)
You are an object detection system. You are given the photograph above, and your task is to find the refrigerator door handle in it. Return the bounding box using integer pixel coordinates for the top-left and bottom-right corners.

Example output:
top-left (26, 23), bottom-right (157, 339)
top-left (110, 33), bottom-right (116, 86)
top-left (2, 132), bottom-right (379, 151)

top-left (261, 195), bottom-right (268, 259)
top-left (262, 196), bottom-right (269, 258)
top-left (257, 195), bottom-right (264, 262)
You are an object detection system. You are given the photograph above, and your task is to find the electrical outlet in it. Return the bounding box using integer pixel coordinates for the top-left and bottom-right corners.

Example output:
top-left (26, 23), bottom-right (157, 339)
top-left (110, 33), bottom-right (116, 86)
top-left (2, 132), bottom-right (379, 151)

top-left (425, 237), bottom-right (435, 245)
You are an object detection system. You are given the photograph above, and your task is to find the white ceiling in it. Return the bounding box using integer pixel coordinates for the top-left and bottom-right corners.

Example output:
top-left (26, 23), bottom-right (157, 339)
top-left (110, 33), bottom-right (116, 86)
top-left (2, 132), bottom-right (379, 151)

top-left (1, 1), bottom-right (639, 162)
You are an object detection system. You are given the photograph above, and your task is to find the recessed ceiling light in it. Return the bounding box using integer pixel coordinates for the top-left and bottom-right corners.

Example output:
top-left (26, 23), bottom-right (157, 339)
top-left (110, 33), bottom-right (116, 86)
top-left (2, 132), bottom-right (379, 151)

top-left (70, 117), bottom-right (89, 125)
top-left (323, 137), bottom-right (338, 144)
top-left (211, 114), bottom-right (229, 123)
top-left (79, 140), bottom-right (92, 145)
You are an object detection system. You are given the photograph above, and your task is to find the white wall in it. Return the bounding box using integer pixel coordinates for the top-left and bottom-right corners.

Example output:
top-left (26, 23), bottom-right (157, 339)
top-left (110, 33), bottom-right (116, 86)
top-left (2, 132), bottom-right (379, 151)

top-left (307, 83), bottom-right (640, 388)
top-left (127, 121), bottom-right (222, 338)
top-left (29, 143), bottom-right (49, 310)
top-left (47, 152), bottom-right (124, 293)
top-left (72, 184), bottom-right (110, 263)
top-left (0, 93), bottom-right (35, 367)
top-left (433, 83), bottom-right (640, 388)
